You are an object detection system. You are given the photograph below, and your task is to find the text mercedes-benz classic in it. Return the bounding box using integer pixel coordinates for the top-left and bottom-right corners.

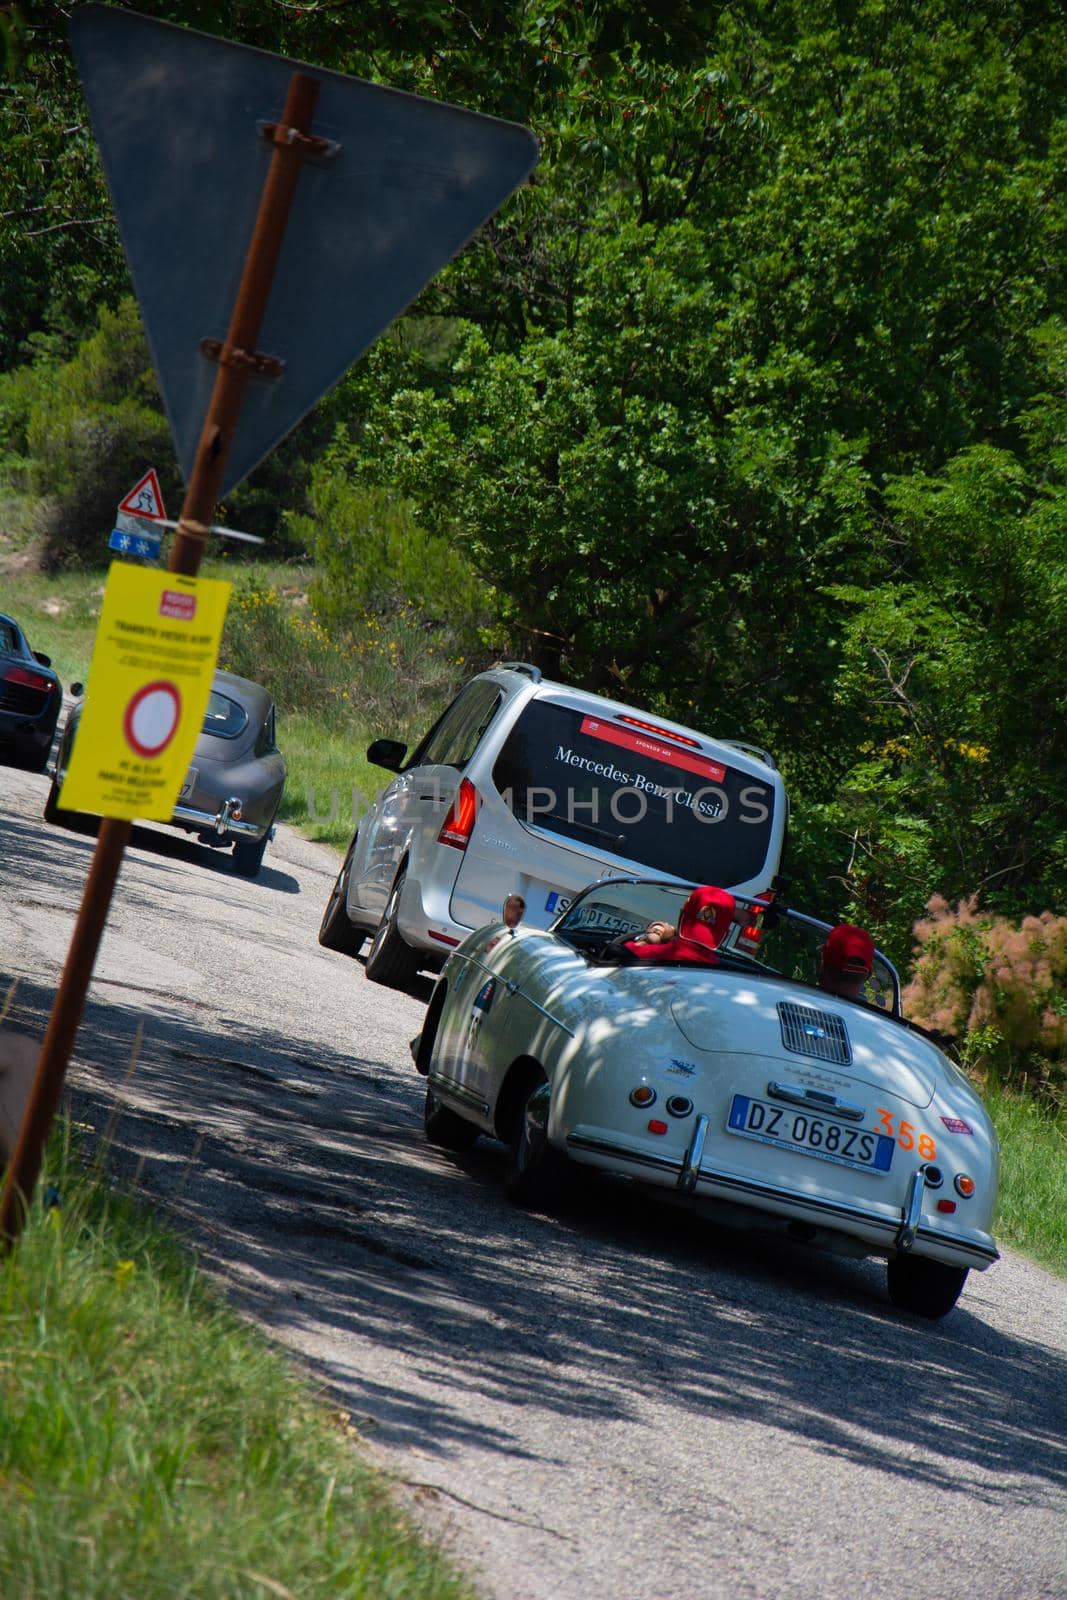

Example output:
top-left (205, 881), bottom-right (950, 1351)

top-left (319, 663), bottom-right (789, 986)
top-left (411, 877), bottom-right (999, 1319)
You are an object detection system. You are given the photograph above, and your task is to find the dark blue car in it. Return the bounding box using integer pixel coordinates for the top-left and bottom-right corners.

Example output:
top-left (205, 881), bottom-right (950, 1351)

top-left (0, 612), bottom-right (63, 772)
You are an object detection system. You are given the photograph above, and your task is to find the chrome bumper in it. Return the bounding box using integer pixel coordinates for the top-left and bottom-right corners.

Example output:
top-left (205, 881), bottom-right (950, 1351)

top-left (172, 796), bottom-right (263, 840)
top-left (565, 1127), bottom-right (999, 1270)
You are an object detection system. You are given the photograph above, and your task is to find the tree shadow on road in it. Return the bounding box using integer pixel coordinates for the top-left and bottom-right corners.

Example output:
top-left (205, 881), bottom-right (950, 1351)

top-left (4, 806), bottom-right (301, 892)
top-left (1, 963), bottom-right (1064, 1517)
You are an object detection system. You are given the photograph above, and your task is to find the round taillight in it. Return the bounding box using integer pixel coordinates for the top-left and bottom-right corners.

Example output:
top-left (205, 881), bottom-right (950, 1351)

top-left (954, 1174), bottom-right (976, 1198)
top-left (666, 1095), bottom-right (693, 1118)
top-left (629, 1085), bottom-right (656, 1108)
top-left (921, 1164), bottom-right (944, 1188)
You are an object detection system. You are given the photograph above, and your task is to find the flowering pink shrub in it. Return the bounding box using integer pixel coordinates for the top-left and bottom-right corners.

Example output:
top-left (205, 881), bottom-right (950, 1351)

top-left (903, 896), bottom-right (1067, 1097)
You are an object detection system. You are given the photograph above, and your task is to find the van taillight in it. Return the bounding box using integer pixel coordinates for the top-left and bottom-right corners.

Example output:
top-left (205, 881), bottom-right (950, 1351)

top-left (736, 891), bottom-right (773, 951)
top-left (438, 778), bottom-right (478, 849)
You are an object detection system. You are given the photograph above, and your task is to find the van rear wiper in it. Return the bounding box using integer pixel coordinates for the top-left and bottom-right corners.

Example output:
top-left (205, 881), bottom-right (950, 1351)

top-left (516, 805), bottom-right (626, 849)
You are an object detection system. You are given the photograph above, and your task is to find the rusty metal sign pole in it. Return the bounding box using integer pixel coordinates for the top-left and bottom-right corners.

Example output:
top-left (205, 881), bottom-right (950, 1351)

top-left (0, 71), bottom-right (324, 1246)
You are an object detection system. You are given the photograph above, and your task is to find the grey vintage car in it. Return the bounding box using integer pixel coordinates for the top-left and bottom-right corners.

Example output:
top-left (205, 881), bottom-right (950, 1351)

top-left (44, 669), bottom-right (286, 878)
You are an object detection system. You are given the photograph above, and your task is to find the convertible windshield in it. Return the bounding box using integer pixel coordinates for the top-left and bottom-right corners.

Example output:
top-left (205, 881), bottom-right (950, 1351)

top-left (555, 879), bottom-right (900, 1012)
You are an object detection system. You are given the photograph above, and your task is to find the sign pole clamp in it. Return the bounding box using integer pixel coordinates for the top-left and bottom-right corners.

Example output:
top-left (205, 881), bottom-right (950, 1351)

top-left (198, 339), bottom-right (285, 378)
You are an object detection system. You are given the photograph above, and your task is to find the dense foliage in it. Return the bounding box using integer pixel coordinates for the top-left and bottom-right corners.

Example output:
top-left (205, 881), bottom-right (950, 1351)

top-left (2, 1), bottom-right (1066, 958)
top-left (905, 898), bottom-right (1067, 1101)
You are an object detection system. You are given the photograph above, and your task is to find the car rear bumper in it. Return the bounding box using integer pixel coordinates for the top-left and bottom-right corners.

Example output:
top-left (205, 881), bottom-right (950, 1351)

top-left (565, 1125), bottom-right (999, 1271)
top-left (171, 798), bottom-right (265, 841)
top-left (0, 716), bottom-right (54, 751)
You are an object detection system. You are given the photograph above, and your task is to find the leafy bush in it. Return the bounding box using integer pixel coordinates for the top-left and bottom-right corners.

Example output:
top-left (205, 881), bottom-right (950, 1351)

top-left (903, 896), bottom-right (1067, 1101)
top-left (287, 432), bottom-right (501, 659)
top-left (23, 298), bottom-right (175, 569)
top-left (219, 575), bottom-right (470, 738)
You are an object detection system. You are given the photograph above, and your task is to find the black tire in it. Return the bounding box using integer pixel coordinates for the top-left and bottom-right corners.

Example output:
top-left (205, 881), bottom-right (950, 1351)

top-left (364, 868), bottom-right (421, 988)
top-left (21, 740), bottom-right (51, 774)
top-left (504, 1072), bottom-right (573, 1211)
top-left (42, 775), bottom-right (65, 825)
top-left (886, 1255), bottom-right (969, 1319)
top-left (232, 829), bottom-right (269, 878)
top-left (318, 833), bottom-right (366, 955)
top-left (424, 1084), bottom-right (480, 1151)
top-left (42, 774), bottom-right (87, 829)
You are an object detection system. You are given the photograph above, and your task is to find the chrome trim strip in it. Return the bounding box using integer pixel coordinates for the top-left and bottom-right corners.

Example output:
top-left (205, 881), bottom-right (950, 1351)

top-left (427, 1071), bottom-right (491, 1119)
top-left (766, 1081), bottom-right (865, 1121)
top-left (461, 955), bottom-right (575, 1037)
top-left (171, 802), bottom-right (261, 838)
top-left (897, 1167), bottom-right (926, 1253)
top-left (914, 1222), bottom-right (998, 1265)
top-left (678, 1113), bottom-right (709, 1195)
top-left (566, 1131), bottom-right (679, 1175)
top-left (562, 1131), bottom-right (999, 1266)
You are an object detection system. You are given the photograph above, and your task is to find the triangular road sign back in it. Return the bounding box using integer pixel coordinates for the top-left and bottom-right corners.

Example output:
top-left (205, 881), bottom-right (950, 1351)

top-left (69, 6), bottom-right (538, 498)
top-left (118, 468), bottom-right (167, 521)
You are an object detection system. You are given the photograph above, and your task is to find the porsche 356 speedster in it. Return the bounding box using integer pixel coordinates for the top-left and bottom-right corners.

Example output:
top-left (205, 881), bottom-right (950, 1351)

top-left (411, 877), bottom-right (999, 1319)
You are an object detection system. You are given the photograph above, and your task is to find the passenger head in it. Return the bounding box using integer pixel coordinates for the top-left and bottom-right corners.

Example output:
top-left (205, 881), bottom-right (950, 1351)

top-left (819, 923), bottom-right (875, 999)
top-left (502, 893), bottom-right (526, 929)
top-left (679, 886), bottom-right (739, 951)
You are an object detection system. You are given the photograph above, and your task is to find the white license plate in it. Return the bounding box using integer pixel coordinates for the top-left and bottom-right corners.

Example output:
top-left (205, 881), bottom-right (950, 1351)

top-left (727, 1094), bottom-right (894, 1174)
top-left (178, 767), bottom-right (198, 801)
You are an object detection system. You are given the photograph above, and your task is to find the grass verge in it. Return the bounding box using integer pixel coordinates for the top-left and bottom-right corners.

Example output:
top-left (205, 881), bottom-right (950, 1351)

top-left (985, 1084), bottom-right (1067, 1276)
top-left (0, 1124), bottom-right (471, 1600)
top-left (276, 712), bottom-right (385, 850)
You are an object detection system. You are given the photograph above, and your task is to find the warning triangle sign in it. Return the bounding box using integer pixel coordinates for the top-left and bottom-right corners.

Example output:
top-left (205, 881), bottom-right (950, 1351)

top-left (69, 6), bottom-right (539, 498)
top-left (118, 468), bottom-right (167, 522)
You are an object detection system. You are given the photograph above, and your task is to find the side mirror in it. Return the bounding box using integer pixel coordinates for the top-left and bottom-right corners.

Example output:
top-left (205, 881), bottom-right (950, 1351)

top-left (33, 651), bottom-right (52, 668)
top-left (366, 737), bottom-right (407, 773)
top-left (69, 682), bottom-right (84, 698)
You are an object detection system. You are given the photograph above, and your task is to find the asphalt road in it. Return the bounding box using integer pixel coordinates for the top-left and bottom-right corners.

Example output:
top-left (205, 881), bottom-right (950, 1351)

top-left (1, 757), bottom-right (1065, 1600)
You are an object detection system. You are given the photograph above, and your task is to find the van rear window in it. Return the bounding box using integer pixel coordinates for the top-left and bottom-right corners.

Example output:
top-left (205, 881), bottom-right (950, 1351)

top-left (491, 700), bottom-right (776, 884)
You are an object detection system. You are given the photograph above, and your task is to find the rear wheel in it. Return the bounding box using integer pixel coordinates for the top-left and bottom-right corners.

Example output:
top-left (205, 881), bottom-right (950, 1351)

top-left (424, 1084), bottom-right (480, 1151)
top-left (318, 833), bottom-right (366, 955)
top-left (504, 1072), bottom-right (573, 1211)
top-left (364, 868), bottom-right (421, 988)
top-left (232, 829), bottom-right (269, 878)
top-left (886, 1255), bottom-right (969, 1319)
top-left (42, 774), bottom-right (89, 830)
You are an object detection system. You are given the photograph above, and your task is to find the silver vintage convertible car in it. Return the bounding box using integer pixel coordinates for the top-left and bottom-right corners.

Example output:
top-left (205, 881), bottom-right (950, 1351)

top-left (412, 877), bottom-right (999, 1319)
top-left (44, 670), bottom-right (286, 877)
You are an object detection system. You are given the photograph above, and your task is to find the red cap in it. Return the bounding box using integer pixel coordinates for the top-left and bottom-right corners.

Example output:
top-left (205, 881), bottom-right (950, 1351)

top-left (822, 924), bottom-right (874, 975)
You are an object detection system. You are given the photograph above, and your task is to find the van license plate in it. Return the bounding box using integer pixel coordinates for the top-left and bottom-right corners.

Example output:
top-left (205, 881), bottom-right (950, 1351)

top-left (727, 1095), bottom-right (894, 1174)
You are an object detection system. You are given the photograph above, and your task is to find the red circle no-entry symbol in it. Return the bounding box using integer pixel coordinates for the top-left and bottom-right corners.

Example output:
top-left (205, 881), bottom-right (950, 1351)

top-left (123, 679), bottom-right (182, 758)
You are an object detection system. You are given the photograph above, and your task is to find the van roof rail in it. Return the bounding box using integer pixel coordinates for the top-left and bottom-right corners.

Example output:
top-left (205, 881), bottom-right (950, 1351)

top-left (494, 660), bottom-right (543, 683)
top-left (718, 738), bottom-right (777, 770)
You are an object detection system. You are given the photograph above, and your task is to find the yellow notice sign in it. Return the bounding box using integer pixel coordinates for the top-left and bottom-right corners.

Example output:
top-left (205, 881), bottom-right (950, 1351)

top-left (60, 564), bottom-right (231, 821)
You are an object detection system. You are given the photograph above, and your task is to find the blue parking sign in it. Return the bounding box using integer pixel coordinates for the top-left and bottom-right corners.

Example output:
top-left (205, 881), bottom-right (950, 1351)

top-left (109, 527), bottom-right (161, 562)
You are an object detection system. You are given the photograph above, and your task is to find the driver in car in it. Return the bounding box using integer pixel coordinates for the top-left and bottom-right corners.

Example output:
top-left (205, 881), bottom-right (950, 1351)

top-left (599, 885), bottom-right (744, 966)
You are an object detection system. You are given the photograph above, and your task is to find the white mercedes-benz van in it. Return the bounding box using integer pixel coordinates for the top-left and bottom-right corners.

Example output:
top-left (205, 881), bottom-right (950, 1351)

top-left (318, 663), bottom-right (789, 986)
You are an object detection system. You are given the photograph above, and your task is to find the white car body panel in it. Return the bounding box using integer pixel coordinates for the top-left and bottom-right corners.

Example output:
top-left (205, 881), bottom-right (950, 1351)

top-left (421, 905), bottom-right (999, 1279)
